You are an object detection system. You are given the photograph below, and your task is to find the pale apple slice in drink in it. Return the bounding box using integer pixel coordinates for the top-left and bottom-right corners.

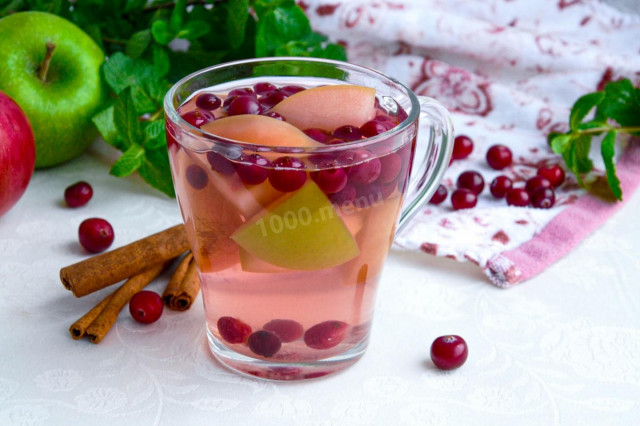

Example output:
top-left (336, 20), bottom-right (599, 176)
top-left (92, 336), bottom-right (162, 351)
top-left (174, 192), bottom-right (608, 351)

top-left (270, 85), bottom-right (376, 131)
top-left (340, 195), bottom-right (403, 286)
top-left (231, 181), bottom-right (360, 270)
top-left (201, 114), bottom-right (323, 147)
top-left (237, 204), bottom-right (364, 273)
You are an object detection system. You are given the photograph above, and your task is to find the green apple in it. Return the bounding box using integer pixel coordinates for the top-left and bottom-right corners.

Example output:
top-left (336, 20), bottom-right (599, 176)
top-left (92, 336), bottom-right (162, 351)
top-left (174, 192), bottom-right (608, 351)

top-left (231, 181), bottom-right (360, 270)
top-left (0, 11), bottom-right (106, 168)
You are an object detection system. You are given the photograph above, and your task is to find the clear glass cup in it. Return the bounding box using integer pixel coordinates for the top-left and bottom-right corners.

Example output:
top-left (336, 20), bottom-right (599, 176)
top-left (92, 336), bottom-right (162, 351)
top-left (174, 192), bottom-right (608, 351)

top-left (164, 57), bottom-right (453, 380)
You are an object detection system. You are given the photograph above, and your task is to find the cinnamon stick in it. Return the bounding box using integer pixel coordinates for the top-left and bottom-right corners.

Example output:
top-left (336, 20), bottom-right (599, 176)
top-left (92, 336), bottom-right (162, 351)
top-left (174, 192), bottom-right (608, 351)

top-left (85, 263), bottom-right (165, 344)
top-left (162, 252), bottom-right (201, 311)
top-left (60, 224), bottom-right (189, 297)
top-left (69, 292), bottom-right (115, 340)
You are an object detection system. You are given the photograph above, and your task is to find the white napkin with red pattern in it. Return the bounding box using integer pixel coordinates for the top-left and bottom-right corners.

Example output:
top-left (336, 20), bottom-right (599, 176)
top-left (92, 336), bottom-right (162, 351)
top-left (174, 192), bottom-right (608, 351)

top-left (301, 0), bottom-right (640, 287)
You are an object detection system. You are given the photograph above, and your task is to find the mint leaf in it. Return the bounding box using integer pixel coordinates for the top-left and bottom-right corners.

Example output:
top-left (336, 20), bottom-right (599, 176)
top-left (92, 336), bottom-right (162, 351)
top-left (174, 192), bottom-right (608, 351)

top-left (601, 131), bottom-right (622, 201)
top-left (573, 134), bottom-right (593, 174)
top-left (110, 144), bottom-right (145, 177)
top-left (103, 52), bottom-right (158, 95)
top-left (549, 133), bottom-right (574, 155)
top-left (256, 3), bottom-right (312, 56)
top-left (143, 120), bottom-right (167, 150)
top-left (152, 45), bottom-right (170, 78)
top-left (113, 88), bottom-right (143, 148)
top-left (225, 0), bottom-right (250, 49)
top-left (92, 105), bottom-right (125, 150)
top-left (177, 20), bottom-right (211, 41)
top-left (596, 78), bottom-right (640, 128)
top-left (151, 19), bottom-right (174, 46)
top-left (125, 29), bottom-right (151, 59)
top-left (130, 85), bottom-right (157, 115)
top-left (138, 147), bottom-right (175, 197)
top-left (169, 0), bottom-right (186, 33)
top-left (569, 91), bottom-right (605, 131)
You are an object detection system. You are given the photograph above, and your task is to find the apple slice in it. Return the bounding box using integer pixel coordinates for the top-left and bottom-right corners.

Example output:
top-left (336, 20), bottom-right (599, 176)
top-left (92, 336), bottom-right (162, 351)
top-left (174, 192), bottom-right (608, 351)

top-left (270, 85), bottom-right (376, 131)
top-left (231, 181), bottom-right (359, 270)
top-left (340, 195), bottom-right (402, 286)
top-left (201, 114), bottom-right (323, 147)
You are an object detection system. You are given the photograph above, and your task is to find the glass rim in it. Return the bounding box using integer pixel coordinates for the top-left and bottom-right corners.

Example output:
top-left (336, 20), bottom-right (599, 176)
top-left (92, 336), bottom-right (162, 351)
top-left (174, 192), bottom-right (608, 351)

top-left (163, 56), bottom-right (421, 153)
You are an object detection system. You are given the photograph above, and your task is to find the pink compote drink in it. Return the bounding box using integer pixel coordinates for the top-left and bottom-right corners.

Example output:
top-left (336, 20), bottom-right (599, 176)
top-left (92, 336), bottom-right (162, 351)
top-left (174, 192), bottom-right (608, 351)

top-left (167, 79), bottom-right (414, 379)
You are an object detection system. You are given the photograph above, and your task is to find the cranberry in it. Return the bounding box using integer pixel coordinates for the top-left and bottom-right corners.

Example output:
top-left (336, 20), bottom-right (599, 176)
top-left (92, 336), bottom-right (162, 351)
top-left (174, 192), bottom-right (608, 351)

top-left (429, 184), bottom-right (448, 205)
top-left (279, 85), bottom-right (306, 96)
top-left (452, 135), bottom-right (474, 160)
top-left (217, 316), bottom-right (252, 344)
top-left (360, 119), bottom-right (394, 138)
top-left (456, 170), bottom-right (484, 195)
top-left (489, 175), bottom-right (513, 198)
top-left (236, 154), bottom-right (270, 185)
top-left (262, 111), bottom-right (285, 121)
top-left (78, 218), bottom-right (114, 253)
top-left (186, 164), bottom-right (208, 189)
top-left (195, 93), bottom-right (221, 110)
top-left (486, 144), bottom-right (513, 170)
top-left (377, 153), bottom-right (402, 183)
top-left (259, 90), bottom-right (287, 109)
top-left (206, 152), bottom-right (235, 175)
top-left (129, 291), bottom-right (163, 324)
top-left (329, 184), bottom-right (356, 206)
top-left (537, 164), bottom-right (565, 188)
top-left (181, 109), bottom-right (214, 128)
top-left (263, 319), bottom-right (304, 343)
top-left (332, 125), bottom-right (362, 142)
top-left (269, 156), bottom-right (307, 192)
top-left (506, 188), bottom-right (530, 207)
top-left (253, 82), bottom-right (277, 95)
top-left (304, 320), bottom-right (349, 350)
top-left (530, 186), bottom-right (556, 208)
top-left (64, 181), bottom-right (93, 207)
top-left (430, 335), bottom-right (468, 370)
top-left (451, 188), bottom-right (477, 210)
top-left (315, 168), bottom-right (348, 194)
top-left (304, 128), bottom-right (331, 143)
top-left (228, 87), bottom-right (256, 98)
top-left (224, 96), bottom-right (261, 116)
top-left (525, 176), bottom-right (552, 195)
top-left (340, 150), bottom-right (381, 184)
top-left (248, 330), bottom-right (282, 357)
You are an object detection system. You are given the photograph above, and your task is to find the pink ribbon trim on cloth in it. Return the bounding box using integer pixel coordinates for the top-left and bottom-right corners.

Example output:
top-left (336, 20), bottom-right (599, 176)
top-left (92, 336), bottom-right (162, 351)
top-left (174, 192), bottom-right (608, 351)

top-left (486, 141), bottom-right (640, 287)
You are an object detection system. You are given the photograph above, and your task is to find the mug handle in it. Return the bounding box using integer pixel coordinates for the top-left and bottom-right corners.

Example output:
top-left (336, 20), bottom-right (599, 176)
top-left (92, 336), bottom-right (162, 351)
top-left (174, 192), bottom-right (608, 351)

top-left (396, 96), bottom-right (454, 234)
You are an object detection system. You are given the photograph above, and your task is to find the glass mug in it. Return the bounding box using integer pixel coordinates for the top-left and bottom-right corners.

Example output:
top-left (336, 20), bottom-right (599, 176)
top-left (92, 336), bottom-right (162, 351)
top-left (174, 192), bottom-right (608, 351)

top-left (164, 57), bottom-right (453, 380)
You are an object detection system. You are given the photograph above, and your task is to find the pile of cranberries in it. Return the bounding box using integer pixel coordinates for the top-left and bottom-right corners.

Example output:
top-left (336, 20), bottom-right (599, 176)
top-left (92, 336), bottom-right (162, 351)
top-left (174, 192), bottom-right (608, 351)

top-left (217, 315), bottom-right (349, 358)
top-left (430, 135), bottom-right (566, 210)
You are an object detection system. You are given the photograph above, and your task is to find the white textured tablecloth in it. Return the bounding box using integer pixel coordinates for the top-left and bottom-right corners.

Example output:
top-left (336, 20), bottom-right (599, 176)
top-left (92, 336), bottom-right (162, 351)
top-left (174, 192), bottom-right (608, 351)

top-left (1, 138), bottom-right (639, 425)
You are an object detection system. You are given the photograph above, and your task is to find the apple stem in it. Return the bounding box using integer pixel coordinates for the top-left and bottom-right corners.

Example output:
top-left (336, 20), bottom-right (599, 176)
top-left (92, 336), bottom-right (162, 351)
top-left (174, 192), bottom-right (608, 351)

top-left (38, 42), bottom-right (56, 83)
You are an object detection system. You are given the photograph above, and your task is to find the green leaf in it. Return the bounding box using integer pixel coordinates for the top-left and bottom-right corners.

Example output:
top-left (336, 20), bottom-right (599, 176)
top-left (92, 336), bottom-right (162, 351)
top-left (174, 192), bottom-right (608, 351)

top-left (110, 144), bottom-right (145, 177)
top-left (151, 19), bottom-right (174, 45)
top-left (255, 3), bottom-right (312, 57)
top-left (177, 20), bottom-right (211, 41)
top-left (596, 78), bottom-right (640, 128)
top-left (574, 134), bottom-right (593, 174)
top-left (113, 88), bottom-right (143, 147)
top-left (125, 29), bottom-right (151, 59)
top-left (152, 45), bottom-right (170, 78)
top-left (601, 131), bottom-right (622, 201)
top-left (225, 0), bottom-right (249, 49)
top-left (92, 105), bottom-right (126, 150)
top-left (569, 91), bottom-right (605, 131)
top-left (103, 52), bottom-right (159, 95)
top-left (138, 147), bottom-right (175, 197)
top-left (169, 0), bottom-right (187, 33)
top-left (143, 120), bottom-right (166, 150)
top-left (549, 133), bottom-right (573, 155)
top-left (130, 86), bottom-right (157, 115)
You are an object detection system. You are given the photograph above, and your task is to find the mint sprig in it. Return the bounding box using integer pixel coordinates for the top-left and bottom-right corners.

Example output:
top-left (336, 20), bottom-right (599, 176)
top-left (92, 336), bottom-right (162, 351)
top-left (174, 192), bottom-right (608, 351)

top-left (549, 78), bottom-right (640, 201)
top-left (1, 0), bottom-right (346, 197)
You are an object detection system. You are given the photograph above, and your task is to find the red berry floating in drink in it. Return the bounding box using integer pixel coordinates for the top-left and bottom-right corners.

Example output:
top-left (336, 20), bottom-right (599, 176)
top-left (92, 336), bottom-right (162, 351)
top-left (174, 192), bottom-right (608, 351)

top-left (217, 316), bottom-right (252, 344)
top-left (304, 320), bottom-right (349, 350)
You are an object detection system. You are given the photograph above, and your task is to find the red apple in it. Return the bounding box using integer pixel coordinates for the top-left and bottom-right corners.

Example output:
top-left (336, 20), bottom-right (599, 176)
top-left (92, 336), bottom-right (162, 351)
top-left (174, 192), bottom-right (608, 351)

top-left (0, 90), bottom-right (36, 218)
